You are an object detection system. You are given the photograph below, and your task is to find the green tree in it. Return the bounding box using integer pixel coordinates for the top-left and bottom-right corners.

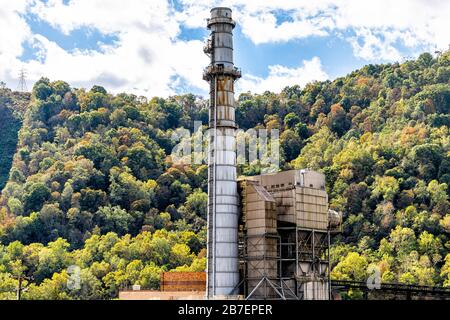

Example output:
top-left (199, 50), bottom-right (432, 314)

top-left (280, 129), bottom-right (302, 162)
top-left (331, 252), bottom-right (368, 281)
top-left (96, 206), bottom-right (133, 235)
top-left (184, 189), bottom-right (207, 219)
top-left (284, 112), bottom-right (300, 129)
top-left (23, 183), bottom-right (51, 214)
top-left (372, 176), bottom-right (399, 202)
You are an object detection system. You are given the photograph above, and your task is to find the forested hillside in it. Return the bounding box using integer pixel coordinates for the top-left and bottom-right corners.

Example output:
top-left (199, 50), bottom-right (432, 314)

top-left (0, 86), bottom-right (29, 191)
top-left (0, 51), bottom-right (449, 299)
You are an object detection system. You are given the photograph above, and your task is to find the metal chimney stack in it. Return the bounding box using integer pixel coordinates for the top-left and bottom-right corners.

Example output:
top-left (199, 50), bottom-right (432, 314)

top-left (203, 7), bottom-right (241, 298)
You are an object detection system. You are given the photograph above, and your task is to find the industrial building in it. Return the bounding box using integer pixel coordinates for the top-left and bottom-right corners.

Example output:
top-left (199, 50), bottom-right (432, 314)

top-left (121, 7), bottom-right (342, 301)
top-left (203, 7), bottom-right (342, 300)
top-left (121, 6), bottom-right (450, 302)
top-left (238, 169), bottom-right (342, 300)
top-left (119, 169), bottom-right (342, 301)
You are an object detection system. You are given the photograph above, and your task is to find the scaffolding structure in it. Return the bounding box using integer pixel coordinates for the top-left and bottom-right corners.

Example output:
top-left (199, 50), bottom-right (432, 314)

top-left (239, 227), bottom-right (334, 300)
top-left (238, 170), bottom-right (342, 300)
top-left (239, 232), bottom-right (299, 300)
top-left (279, 226), bottom-right (331, 300)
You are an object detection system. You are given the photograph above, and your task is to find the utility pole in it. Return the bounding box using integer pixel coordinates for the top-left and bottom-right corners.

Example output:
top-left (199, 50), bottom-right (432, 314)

top-left (17, 68), bottom-right (28, 92)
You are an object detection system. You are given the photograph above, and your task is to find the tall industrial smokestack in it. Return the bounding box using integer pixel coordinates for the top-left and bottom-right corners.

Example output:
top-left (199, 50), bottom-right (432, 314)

top-left (203, 7), bottom-right (241, 298)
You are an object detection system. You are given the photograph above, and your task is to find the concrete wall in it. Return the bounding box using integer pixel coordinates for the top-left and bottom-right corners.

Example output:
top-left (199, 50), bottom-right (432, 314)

top-left (119, 291), bottom-right (205, 300)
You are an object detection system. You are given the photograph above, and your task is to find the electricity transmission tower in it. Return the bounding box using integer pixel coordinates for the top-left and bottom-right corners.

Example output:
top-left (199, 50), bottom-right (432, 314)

top-left (17, 68), bottom-right (28, 92)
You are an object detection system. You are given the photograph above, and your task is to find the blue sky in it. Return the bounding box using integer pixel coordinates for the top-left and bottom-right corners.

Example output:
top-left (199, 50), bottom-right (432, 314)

top-left (178, 22), bottom-right (360, 80)
top-left (1, 0), bottom-right (449, 97)
top-left (21, 14), bottom-right (119, 57)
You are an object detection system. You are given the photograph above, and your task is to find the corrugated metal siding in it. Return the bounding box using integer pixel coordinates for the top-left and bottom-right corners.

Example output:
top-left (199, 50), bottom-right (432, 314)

top-left (295, 187), bottom-right (328, 230)
top-left (242, 181), bottom-right (279, 298)
top-left (303, 281), bottom-right (329, 300)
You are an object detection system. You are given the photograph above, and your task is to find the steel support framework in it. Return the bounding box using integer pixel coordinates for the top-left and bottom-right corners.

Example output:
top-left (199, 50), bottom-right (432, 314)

top-left (239, 226), bottom-right (333, 300)
top-left (239, 233), bottom-right (298, 300)
top-left (279, 226), bottom-right (331, 300)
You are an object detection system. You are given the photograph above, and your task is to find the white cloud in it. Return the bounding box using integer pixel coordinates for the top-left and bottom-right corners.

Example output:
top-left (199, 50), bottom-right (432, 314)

top-left (331, 0), bottom-right (450, 60)
top-left (0, 0), bottom-right (209, 97)
top-left (0, 0), bottom-right (34, 84)
top-left (0, 0), bottom-right (449, 97)
top-left (22, 29), bottom-right (207, 97)
top-left (237, 57), bottom-right (329, 94)
top-left (178, 0), bottom-right (450, 60)
top-left (238, 11), bottom-right (329, 44)
top-left (31, 0), bottom-right (180, 37)
top-left (348, 28), bottom-right (403, 61)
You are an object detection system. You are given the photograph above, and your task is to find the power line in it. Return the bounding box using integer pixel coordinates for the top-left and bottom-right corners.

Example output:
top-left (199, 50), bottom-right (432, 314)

top-left (17, 68), bottom-right (28, 92)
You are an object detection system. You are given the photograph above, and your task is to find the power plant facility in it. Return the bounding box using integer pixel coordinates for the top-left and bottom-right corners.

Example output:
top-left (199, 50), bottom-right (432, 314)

top-left (238, 170), bottom-right (342, 300)
top-left (117, 7), bottom-right (450, 302)
top-left (203, 7), bottom-right (342, 300)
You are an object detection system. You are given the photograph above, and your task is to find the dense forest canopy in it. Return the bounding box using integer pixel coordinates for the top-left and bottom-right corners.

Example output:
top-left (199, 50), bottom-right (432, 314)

top-left (0, 86), bottom-right (29, 191)
top-left (0, 51), bottom-right (449, 299)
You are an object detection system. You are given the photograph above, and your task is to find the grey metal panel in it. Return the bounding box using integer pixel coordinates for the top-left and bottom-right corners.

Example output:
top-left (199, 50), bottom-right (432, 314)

top-left (215, 259), bottom-right (240, 272)
top-left (215, 134), bottom-right (236, 150)
top-left (217, 105), bottom-right (235, 121)
top-left (214, 34), bottom-right (233, 48)
top-left (303, 282), bottom-right (329, 300)
top-left (217, 120), bottom-right (236, 127)
top-left (216, 150), bottom-right (236, 164)
top-left (214, 48), bottom-right (233, 66)
top-left (214, 195), bottom-right (238, 204)
top-left (215, 230), bottom-right (238, 242)
top-left (214, 287), bottom-right (238, 295)
top-left (215, 243), bottom-right (239, 256)
top-left (210, 7), bottom-right (232, 18)
top-left (216, 213), bottom-right (239, 226)
top-left (297, 169), bottom-right (326, 189)
top-left (209, 129), bottom-right (235, 140)
top-left (216, 181), bottom-right (237, 195)
top-left (215, 204), bottom-right (238, 214)
top-left (214, 273), bottom-right (239, 283)
top-left (212, 169), bottom-right (236, 181)
top-left (217, 127), bottom-right (235, 135)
